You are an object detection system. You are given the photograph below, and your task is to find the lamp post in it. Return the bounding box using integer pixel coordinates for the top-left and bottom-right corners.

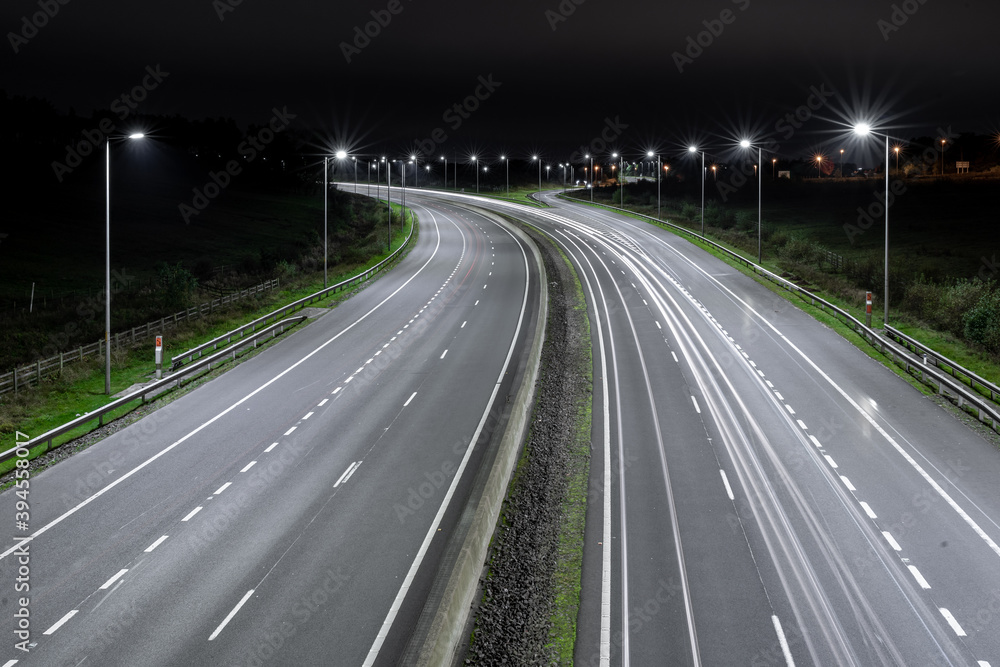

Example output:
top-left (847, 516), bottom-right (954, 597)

top-left (501, 155), bottom-right (508, 196)
top-left (331, 150), bottom-right (348, 287)
top-left (940, 139), bottom-right (946, 175)
top-left (612, 152), bottom-right (623, 207)
top-left (323, 156), bottom-right (329, 287)
top-left (816, 155), bottom-right (823, 179)
top-left (894, 146), bottom-right (900, 173)
top-left (688, 146), bottom-right (705, 236)
top-left (840, 148), bottom-right (844, 178)
top-left (104, 132), bottom-right (145, 394)
top-left (772, 158), bottom-right (777, 179)
top-left (532, 155), bottom-right (541, 199)
top-left (586, 154), bottom-right (594, 202)
top-left (740, 139), bottom-right (763, 264)
top-left (440, 155), bottom-right (447, 190)
top-left (353, 157), bottom-right (357, 192)
top-left (648, 150), bottom-right (661, 219)
top-left (411, 154), bottom-right (418, 187)
top-left (854, 123), bottom-right (891, 324)
top-left (473, 156), bottom-right (479, 193)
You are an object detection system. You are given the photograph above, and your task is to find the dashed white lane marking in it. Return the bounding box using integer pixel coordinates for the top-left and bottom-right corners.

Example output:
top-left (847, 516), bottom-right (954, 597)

top-left (404, 392), bottom-right (417, 407)
top-left (691, 396), bottom-right (701, 414)
top-left (774, 391), bottom-right (784, 401)
top-left (907, 565), bottom-right (931, 589)
top-left (719, 470), bottom-right (735, 500)
top-left (283, 426), bottom-right (296, 436)
top-left (208, 589), bottom-right (255, 641)
top-left (440, 350), bottom-right (448, 359)
top-left (302, 412), bottom-right (314, 420)
top-left (860, 502), bottom-right (877, 519)
top-left (182, 507), bottom-right (203, 522)
top-left (332, 387), bottom-right (341, 395)
top-left (213, 482), bottom-right (232, 496)
top-left (883, 531), bottom-right (902, 551)
top-left (784, 404), bottom-right (795, 415)
top-left (939, 608), bottom-right (967, 636)
top-left (264, 442), bottom-right (278, 453)
top-left (3, 659), bottom-right (19, 666)
top-left (824, 455), bottom-right (838, 469)
top-left (145, 535), bottom-right (169, 552)
top-left (43, 610), bottom-right (78, 636)
top-left (977, 661), bottom-right (991, 666)
top-left (796, 419), bottom-right (808, 430)
top-left (474, 300), bottom-right (479, 306)
top-left (335, 461), bottom-right (362, 487)
top-left (318, 399), bottom-right (328, 407)
top-left (100, 568), bottom-right (129, 590)
top-left (655, 321), bottom-right (661, 329)
top-left (241, 461), bottom-right (257, 473)
top-left (671, 351), bottom-right (679, 363)
top-left (840, 476), bottom-right (856, 491)
top-left (809, 435), bottom-right (822, 448)
top-left (771, 615), bottom-right (796, 666)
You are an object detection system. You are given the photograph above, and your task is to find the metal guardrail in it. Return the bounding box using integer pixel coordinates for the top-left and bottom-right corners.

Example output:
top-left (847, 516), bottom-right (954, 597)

top-left (559, 195), bottom-right (1000, 433)
top-left (885, 324), bottom-right (1000, 405)
top-left (1, 316), bottom-right (307, 465)
top-left (171, 216), bottom-right (415, 369)
top-left (4, 211), bottom-right (416, 464)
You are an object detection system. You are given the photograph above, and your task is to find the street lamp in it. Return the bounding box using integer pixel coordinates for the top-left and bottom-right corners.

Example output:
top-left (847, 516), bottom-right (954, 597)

top-left (411, 154), bottom-right (418, 187)
top-left (104, 132), bottom-right (145, 394)
top-left (532, 155), bottom-right (541, 199)
top-left (894, 146), bottom-right (900, 173)
top-left (816, 155), bottom-right (823, 179)
top-left (473, 155), bottom-right (479, 193)
top-left (853, 122), bottom-right (891, 324)
top-left (688, 146), bottom-right (705, 236)
top-left (500, 155), bottom-right (508, 196)
top-left (612, 152), bottom-right (623, 207)
top-left (440, 155), bottom-right (447, 190)
top-left (740, 139), bottom-right (763, 264)
top-left (648, 150), bottom-right (661, 219)
top-left (772, 157), bottom-right (777, 179)
top-left (586, 153), bottom-right (594, 202)
top-left (839, 148), bottom-right (844, 178)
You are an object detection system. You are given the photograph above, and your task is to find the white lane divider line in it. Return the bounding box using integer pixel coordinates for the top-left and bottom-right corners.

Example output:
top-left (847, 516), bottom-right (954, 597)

top-left (719, 470), bottom-right (735, 500)
top-left (860, 502), bottom-right (877, 519)
top-left (824, 455), bottom-right (838, 469)
top-left (43, 610), bottom-right (78, 636)
top-left (335, 461), bottom-right (362, 487)
top-left (182, 507), bottom-right (203, 522)
top-left (809, 435), bottom-right (822, 448)
top-left (264, 442), bottom-right (279, 453)
top-left (284, 426), bottom-right (297, 436)
top-left (241, 461), bottom-right (257, 473)
top-left (145, 535), bottom-right (169, 553)
top-left (907, 565), bottom-right (931, 589)
top-left (404, 392), bottom-right (417, 407)
top-left (332, 387), bottom-right (342, 395)
top-left (691, 396), bottom-right (701, 414)
top-left (771, 615), bottom-right (796, 666)
top-left (302, 412), bottom-right (314, 420)
top-left (3, 659), bottom-right (19, 666)
top-left (213, 482), bottom-right (232, 496)
top-left (977, 661), bottom-right (991, 666)
top-left (784, 404), bottom-right (795, 414)
top-left (655, 321), bottom-right (661, 329)
top-left (100, 568), bottom-right (129, 590)
top-left (461, 321), bottom-right (467, 328)
top-left (939, 608), bottom-right (967, 636)
top-left (345, 376), bottom-right (354, 383)
top-left (474, 300), bottom-right (479, 306)
top-left (774, 391), bottom-right (784, 400)
top-left (840, 476), bottom-right (856, 491)
top-left (318, 399), bottom-right (328, 407)
top-left (671, 351), bottom-right (679, 363)
top-left (440, 349), bottom-right (448, 359)
top-left (209, 589), bottom-right (255, 641)
top-left (882, 531), bottom-right (902, 551)
top-left (796, 419), bottom-right (808, 430)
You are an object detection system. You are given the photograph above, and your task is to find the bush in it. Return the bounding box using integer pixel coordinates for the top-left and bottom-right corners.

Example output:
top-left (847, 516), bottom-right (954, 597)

top-left (963, 288), bottom-right (1000, 352)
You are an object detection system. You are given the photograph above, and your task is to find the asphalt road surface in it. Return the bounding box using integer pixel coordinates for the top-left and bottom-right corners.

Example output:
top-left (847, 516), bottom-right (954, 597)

top-left (414, 188), bottom-right (1000, 667)
top-left (1, 195), bottom-right (540, 666)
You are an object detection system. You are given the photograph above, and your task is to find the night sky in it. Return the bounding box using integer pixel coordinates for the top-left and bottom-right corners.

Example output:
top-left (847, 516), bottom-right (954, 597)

top-left (3, 0), bottom-right (999, 163)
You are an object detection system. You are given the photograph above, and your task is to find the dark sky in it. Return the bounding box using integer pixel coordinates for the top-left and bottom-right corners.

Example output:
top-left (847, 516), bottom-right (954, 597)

top-left (3, 0), bottom-right (999, 163)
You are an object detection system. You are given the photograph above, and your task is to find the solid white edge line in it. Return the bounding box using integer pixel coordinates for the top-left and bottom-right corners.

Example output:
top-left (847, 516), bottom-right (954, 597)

top-left (938, 607), bottom-right (967, 636)
top-left (208, 589), bottom-right (255, 641)
top-left (362, 212), bottom-right (531, 667)
top-left (907, 565), bottom-right (931, 589)
top-left (100, 568), bottom-right (129, 590)
top-left (241, 461), bottom-right (256, 473)
top-left (43, 609), bottom-right (78, 635)
top-left (181, 506), bottom-right (203, 522)
top-left (403, 392), bottom-right (417, 407)
top-left (145, 535), bottom-right (169, 552)
top-left (771, 615), bottom-right (796, 666)
top-left (213, 482), bottom-right (231, 496)
top-left (719, 469), bottom-right (735, 500)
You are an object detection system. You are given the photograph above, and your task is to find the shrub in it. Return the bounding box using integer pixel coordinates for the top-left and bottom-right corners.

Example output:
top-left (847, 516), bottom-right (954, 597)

top-left (963, 288), bottom-right (1000, 353)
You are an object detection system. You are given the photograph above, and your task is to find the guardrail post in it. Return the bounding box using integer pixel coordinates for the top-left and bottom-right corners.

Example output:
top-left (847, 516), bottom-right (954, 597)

top-left (13, 367), bottom-right (17, 394)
